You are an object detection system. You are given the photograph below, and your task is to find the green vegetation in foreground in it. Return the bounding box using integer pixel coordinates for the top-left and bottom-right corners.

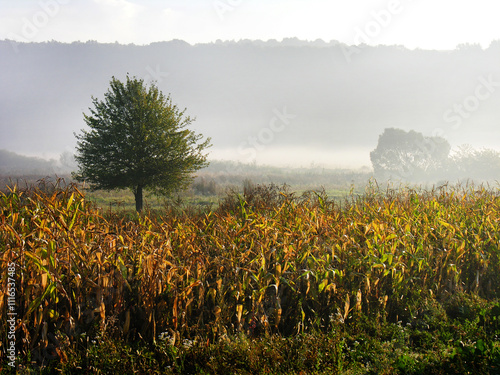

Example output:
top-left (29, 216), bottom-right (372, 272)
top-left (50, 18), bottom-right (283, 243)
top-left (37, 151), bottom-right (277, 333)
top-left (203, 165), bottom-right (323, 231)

top-left (8, 295), bottom-right (500, 374)
top-left (1, 180), bottom-right (500, 374)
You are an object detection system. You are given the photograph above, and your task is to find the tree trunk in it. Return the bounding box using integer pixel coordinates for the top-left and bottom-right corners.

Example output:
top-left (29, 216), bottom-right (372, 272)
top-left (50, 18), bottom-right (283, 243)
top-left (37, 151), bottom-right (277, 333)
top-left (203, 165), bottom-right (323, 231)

top-left (134, 185), bottom-right (143, 212)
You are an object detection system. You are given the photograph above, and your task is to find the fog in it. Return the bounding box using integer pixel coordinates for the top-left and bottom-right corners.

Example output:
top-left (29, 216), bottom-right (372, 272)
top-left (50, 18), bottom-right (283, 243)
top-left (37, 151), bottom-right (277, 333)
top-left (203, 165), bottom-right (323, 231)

top-left (1, 39), bottom-right (500, 172)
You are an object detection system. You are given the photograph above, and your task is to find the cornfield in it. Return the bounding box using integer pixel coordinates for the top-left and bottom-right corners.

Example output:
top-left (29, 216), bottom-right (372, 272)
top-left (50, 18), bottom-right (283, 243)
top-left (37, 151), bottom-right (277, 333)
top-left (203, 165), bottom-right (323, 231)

top-left (1, 180), bottom-right (500, 366)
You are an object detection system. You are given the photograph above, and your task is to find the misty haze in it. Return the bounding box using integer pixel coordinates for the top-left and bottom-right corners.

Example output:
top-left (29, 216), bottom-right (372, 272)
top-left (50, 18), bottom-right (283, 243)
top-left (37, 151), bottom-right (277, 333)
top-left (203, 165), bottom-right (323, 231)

top-left (1, 39), bottom-right (499, 179)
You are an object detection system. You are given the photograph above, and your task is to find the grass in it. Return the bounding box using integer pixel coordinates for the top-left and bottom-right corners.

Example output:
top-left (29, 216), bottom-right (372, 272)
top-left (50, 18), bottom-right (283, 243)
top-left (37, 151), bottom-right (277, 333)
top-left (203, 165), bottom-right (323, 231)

top-left (0, 161), bottom-right (372, 212)
top-left (1, 178), bottom-right (500, 373)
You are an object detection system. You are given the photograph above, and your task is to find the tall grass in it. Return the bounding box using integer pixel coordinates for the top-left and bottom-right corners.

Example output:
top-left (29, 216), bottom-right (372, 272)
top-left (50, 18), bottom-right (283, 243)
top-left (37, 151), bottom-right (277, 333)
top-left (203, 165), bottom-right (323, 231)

top-left (1, 179), bottom-right (500, 369)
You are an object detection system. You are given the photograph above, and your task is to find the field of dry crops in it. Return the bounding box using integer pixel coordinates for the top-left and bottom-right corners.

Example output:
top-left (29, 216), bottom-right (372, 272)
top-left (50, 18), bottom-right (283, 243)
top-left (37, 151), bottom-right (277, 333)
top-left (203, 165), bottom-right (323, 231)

top-left (1, 180), bottom-right (500, 372)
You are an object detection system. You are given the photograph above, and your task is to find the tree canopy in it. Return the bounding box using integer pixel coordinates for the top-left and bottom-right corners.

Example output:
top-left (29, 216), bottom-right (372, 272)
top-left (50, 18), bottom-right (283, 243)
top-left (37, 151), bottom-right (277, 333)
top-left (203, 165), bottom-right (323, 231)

top-left (370, 128), bottom-right (450, 181)
top-left (74, 75), bottom-right (211, 211)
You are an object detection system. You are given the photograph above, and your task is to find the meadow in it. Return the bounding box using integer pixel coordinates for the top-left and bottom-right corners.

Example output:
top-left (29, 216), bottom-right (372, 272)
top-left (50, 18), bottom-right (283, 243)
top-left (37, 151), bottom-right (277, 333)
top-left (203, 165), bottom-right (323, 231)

top-left (1, 176), bottom-right (500, 374)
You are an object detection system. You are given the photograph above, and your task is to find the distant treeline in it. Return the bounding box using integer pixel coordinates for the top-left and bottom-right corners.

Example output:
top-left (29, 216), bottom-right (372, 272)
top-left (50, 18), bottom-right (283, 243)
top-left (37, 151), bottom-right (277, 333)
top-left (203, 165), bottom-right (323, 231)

top-left (371, 128), bottom-right (500, 184)
top-left (2, 39), bottom-right (500, 160)
top-left (0, 149), bottom-right (75, 175)
top-left (0, 149), bottom-right (56, 174)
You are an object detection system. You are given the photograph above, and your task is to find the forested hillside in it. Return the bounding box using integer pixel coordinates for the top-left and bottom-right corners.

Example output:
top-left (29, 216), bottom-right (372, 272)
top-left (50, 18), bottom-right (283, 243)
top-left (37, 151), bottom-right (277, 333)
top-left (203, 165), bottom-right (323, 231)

top-left (1, 40), bottom-right (499, 167)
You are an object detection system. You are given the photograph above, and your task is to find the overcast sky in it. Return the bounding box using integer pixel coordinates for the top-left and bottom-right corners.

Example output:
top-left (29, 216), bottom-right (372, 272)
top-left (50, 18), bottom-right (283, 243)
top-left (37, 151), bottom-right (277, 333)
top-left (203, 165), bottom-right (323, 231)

top-left (1, 0), bottom-right (499, 49)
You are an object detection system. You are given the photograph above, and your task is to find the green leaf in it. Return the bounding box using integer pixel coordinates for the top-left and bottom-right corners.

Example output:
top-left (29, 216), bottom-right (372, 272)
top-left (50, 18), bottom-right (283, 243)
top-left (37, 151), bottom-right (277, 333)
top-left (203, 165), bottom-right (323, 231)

top-left (318, 278), bottom-right (328, 293)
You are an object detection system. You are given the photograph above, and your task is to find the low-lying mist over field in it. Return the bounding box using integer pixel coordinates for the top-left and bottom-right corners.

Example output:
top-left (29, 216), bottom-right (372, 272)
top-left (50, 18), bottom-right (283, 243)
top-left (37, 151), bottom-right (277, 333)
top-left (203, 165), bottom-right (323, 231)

top-left (1, 39), bottom-right (499, 176)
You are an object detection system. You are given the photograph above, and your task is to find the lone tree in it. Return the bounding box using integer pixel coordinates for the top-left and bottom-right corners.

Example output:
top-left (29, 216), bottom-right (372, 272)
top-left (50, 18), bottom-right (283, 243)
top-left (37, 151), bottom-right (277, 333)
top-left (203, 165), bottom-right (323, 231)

top-left (370, 128), bottom-right (450, 181)
top-left (74, 75), bottom-right (211, 212)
